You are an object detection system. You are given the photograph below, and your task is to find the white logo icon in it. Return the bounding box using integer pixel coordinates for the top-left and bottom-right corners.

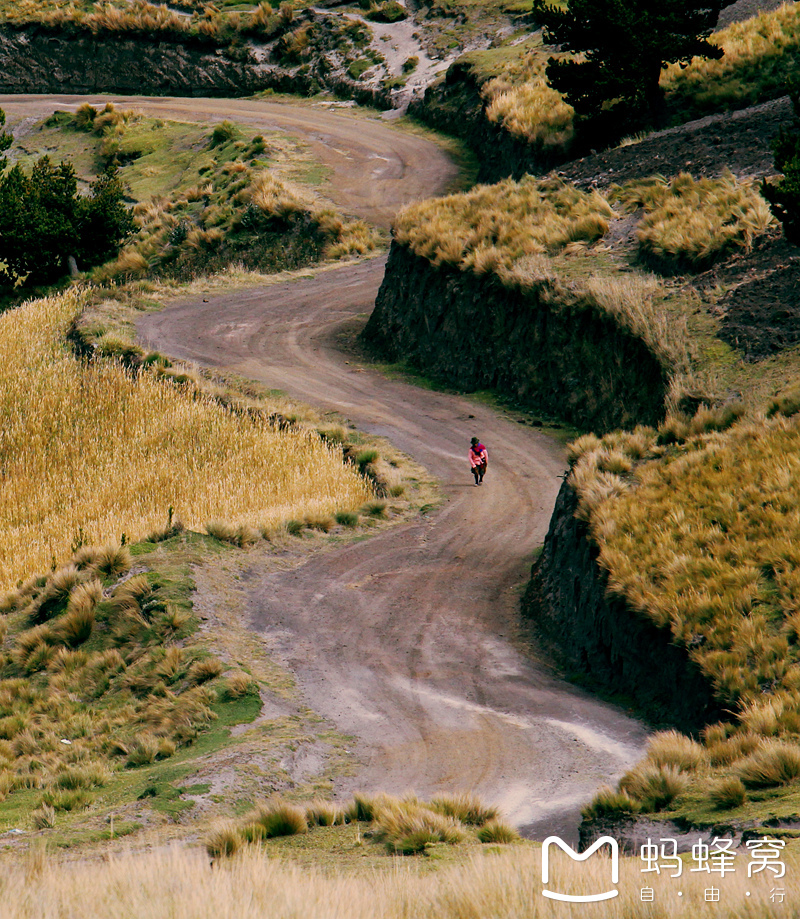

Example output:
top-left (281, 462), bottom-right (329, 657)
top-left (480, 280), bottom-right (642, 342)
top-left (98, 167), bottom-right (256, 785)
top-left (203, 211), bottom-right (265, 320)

top-left (542, 835), bottom-right (620, 902)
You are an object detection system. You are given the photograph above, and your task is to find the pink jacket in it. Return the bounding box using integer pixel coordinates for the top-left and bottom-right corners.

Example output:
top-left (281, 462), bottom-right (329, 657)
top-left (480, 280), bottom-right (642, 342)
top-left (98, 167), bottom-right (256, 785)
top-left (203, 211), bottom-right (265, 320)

top-left (469, 444), bottom-right (488, 468)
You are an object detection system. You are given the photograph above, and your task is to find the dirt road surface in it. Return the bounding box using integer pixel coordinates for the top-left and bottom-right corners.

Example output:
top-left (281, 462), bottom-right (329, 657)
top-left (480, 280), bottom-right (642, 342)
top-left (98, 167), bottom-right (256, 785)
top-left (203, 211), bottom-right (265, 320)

top-left (0, 94), bottom-right (459, 229)
top-left (137, 256), bottom-right (649, 843)
top-left (5, 94), bottom-right (648, 841)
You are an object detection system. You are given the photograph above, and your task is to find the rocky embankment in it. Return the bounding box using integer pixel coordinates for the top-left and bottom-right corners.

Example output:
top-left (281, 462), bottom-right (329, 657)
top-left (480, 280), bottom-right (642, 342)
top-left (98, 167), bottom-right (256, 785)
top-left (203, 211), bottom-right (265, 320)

top-left (524, 479), bottom-right (724, 736)
top-left (363, 242), bottom-right (668, 433)
top-left (407, 60), bottom-right (564, 182)
top-left (0, 18), bottom-right (390, 106)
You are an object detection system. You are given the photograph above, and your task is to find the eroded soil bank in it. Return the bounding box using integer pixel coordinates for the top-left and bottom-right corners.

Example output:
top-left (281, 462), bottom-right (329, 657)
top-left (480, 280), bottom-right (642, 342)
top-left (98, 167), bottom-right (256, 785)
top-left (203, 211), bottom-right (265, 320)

top-left (363, 242), bottom-right (669, 433)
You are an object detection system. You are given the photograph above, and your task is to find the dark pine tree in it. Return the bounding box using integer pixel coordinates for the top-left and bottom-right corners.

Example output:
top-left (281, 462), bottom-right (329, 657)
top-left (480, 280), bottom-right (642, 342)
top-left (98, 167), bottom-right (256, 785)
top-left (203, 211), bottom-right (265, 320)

top-left (531, 0), bottom-right (724, 146)
top-left (761, 87), bottom-right (800, 245)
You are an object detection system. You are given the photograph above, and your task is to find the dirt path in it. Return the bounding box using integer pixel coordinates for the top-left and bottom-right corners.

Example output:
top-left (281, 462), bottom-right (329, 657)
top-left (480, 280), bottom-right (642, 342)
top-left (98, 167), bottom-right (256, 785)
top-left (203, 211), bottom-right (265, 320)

top-left (0, 94), bottom-right (460, 229)
top-left (4, 94), bottom-right (648, 841)
top-left (136, 254), bottom-right (648, 843)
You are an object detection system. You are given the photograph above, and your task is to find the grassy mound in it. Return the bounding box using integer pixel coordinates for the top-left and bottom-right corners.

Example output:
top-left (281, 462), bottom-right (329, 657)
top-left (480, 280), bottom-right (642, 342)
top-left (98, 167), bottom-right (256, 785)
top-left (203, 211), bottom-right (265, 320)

top-left (0, 542), bottom-right (252, 820)
top-left (570, 404), bottom-right (800, 818)
top-left (36, 104), bottom-right (377, 283)
top-left (0, 288), bottom-right (370, 589)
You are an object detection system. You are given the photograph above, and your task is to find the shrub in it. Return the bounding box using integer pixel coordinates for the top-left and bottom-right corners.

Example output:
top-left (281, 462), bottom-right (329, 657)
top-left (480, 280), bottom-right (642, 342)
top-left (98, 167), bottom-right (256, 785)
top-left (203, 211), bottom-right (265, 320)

top-left (345, 792), bottom-right (389, 823)
top-left (619, 764), bottom-right (690, 811)
top-left (246, 800), bottom-right (308, 838)
top-left (372, 802), bottom-right (466, 854)
top-left (736, 741), bottom-right (800, 789)
top-left (708, 776), bottom-right (747, 810)
top-left (356, 449), bottom-right (379, 473)
top-left (54, 762), bottom-right (111, 790)
top-left (209, 121), bottom-right (238, 148)
top-left (31, 804), bottom-right (56, 830)
top-left (767, 385), bottom-right (800, 418)
top-left (362, 501), bottom-right (387, 518)
top-left (187, 658), bottom-right (224, 686)
top-left (428, 792), bottom-right (498, 826)
top-left (476, 820), bottom-right (520, 843)
top-left (762, 88), bottom-right (800, 244)
top-left (93, 544), bottom-right (132, 578)
top-left (206, 822), bottom-right (241, 859)
top-left (646, 730), bottom-right (706, 772)
top-left (305, 799), bottom-right (345, 826)
top-left (39, 789), bottom-right (91, 812)
top-left (581, 786), bottom-right (642, 821)
top-left (304, 514), bottom-right (335, 532)
top-left (126, 734), bottom-right (161, 768)
top-left (335, 511), bottom-right (359, 528)
top-left (218, 672), bottom-right (258, 701)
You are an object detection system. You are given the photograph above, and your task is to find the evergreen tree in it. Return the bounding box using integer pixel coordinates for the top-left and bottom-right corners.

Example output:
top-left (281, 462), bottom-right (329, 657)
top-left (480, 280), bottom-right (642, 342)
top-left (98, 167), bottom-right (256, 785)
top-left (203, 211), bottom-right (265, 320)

top-left (761, 88), bottom-right (800, 244)
top-left (532, 0), bottom-right (724, 144)
top-left (0, 155), bottom-right (133, 288)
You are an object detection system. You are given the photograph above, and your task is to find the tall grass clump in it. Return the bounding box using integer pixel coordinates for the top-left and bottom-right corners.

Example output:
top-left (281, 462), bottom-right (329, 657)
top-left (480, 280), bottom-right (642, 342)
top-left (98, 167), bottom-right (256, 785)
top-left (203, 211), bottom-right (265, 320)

top-left (0, 289), bottom-right (370, 588)
top-left (394, 176), bottom-right (613, 273)
top-left (611, 172), bottom-right (774, 270)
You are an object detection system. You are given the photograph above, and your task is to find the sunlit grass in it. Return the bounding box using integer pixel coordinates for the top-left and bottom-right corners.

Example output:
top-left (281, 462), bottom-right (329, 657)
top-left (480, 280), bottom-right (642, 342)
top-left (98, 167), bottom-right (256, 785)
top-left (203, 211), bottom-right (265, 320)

top-left (0, 288), bottom-right (370, 588)
top-left (570, 405), bottom-right (800, 817)
top-left (4, 842), bottom-right (800, 917)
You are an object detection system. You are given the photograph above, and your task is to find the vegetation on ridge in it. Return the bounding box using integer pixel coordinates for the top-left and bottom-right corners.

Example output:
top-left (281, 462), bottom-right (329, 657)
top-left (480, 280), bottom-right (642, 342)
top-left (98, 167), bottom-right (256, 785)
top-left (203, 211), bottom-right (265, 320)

top-left (532, 0), bottom-right (723, 144)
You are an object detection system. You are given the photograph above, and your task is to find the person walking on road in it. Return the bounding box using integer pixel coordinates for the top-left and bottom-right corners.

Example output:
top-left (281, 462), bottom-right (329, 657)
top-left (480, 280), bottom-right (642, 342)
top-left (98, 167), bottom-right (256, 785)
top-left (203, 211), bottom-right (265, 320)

top-left (469, 436), bottom-right (488, 486)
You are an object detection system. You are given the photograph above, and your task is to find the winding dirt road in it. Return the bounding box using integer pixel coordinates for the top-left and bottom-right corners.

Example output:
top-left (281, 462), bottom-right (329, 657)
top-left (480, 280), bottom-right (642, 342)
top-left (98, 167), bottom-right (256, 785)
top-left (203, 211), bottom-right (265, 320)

top-left (6, 94), bottom-right (648, 841)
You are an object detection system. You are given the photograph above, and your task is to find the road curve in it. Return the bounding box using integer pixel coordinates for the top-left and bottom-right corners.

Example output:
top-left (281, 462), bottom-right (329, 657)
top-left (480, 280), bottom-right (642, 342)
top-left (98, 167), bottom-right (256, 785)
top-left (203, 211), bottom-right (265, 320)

top-left (137, 255), bottom-right (649, 843)
top-left (6, 94), bottom-right (648, 841)
top-left (0, 94), bottom-right (459, 229)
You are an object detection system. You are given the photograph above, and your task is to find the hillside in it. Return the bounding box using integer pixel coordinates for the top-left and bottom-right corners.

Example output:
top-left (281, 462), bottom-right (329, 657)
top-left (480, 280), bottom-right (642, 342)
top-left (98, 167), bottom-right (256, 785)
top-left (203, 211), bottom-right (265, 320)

top-left (1, 0), bottom-right (800, 913)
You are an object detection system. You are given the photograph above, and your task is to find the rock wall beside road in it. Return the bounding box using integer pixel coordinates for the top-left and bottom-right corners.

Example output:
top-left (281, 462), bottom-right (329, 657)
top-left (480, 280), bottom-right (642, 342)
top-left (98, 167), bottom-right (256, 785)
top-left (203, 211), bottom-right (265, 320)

top-left (525, 479), bottom-right (723, 734)
top-left (408, 62), bottom-right (562, 183)
top-left (0, 21), bottom-right (388, 106)
top-left (363, 241), bottom-right (668, 433)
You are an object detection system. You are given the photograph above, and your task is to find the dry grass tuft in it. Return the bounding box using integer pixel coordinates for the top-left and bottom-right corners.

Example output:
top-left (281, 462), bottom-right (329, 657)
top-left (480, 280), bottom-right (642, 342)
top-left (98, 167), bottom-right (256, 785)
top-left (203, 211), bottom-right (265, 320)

top-left (244, 800), bottom-right (308, 839)
top-left (708, 776), bottom-right (747, 810)
top-left (206, 822), bottom-right (241, 860)
top-left (428, 792), bottom-right (498, 826)
top-left (475, 819), bottom-right (520, 844)
top-left (736, 740), bottom-right (800, 789)
top-left (611, 172), bottom-right (774, 270)
top-left (646, 730), bottom-right (706, 772)
top-left (304, 799), bottom-right (345, 827)
top-left (618, 763), bottom-right (690, 812)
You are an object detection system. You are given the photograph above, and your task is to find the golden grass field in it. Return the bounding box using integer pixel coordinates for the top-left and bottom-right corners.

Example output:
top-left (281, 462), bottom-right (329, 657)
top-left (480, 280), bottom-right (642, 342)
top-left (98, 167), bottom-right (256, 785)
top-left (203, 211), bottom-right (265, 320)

top-left (0, 288), bottom-right (370, 590)
top-left (6, 843), bottom-right (798, 918)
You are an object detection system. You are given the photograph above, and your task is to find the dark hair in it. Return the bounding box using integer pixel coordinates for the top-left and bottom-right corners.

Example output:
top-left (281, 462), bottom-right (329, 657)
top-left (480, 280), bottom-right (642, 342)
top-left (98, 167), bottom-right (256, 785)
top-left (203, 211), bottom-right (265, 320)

top-left (470, 437), bottom-right (479, 445)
